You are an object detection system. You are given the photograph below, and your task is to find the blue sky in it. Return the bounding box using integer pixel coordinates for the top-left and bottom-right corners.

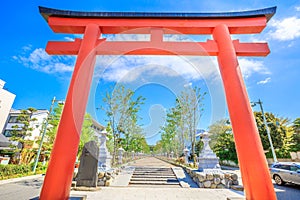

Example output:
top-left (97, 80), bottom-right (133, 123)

top-left (1, 1), bottom-right (300, 145)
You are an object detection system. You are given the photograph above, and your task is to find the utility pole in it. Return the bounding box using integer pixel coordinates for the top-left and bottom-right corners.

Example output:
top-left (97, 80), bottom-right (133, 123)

top-left (32, 97), bottom-right (56, 173)
top-left (251, 99), bottom-right (278, 163)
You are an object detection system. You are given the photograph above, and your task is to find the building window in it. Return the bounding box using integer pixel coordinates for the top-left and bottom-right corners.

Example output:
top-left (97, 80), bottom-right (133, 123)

top-left (8, 116), bottom-right (18, 123)
top-left (3, 130), bottom-right (12, 137)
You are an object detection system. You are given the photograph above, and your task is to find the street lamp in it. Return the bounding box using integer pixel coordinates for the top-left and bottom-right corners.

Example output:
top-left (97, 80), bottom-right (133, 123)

top-left (251, 99), bottom-right (278, 163)
top-left (32, 96), bottom-right (64, 173)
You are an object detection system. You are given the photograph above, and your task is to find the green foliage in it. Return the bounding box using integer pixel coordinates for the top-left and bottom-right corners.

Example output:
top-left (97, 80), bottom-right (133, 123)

top-left (157, 86), bottom-right (206, 158)
top-left (43, 104), bottom-right (64, 151)
top-left (77, 114), bottom-right (97, 157)
top-left (209, 119), bottom-right (238, 164)
top-left (254, 112), bottom-right (294, 158)
top-left (0, 162), bottom-right (47, 180)
top-left (9, 108), bottom-right (37, 164)
top-left (102, 84), bottom-right (147, 164)
top-left (213, 132), bottom-right (238, 163)
top-left (0, 164), bottom-right (31, 179)
top-left (153, 140), bottom-right (163, 154)
top-left (177, 86), bottom-right (206, 155)
top-left (195, 140), bottom-right (203, 156)
top-left (292, 118), bottom-right (300, 151)
top-left (10, 108), bottom-right (37, 148)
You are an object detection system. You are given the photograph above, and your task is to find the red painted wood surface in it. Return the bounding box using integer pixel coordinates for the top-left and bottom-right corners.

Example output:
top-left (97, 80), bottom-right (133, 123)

top-left (213, 24), bottom-right (276, 200)
top-left (40, 24), bottom-right (100, 200)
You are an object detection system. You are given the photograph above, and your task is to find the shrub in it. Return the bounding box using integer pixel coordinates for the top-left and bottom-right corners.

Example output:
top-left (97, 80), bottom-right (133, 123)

top-left (0, 164), bottom-right (31, 179)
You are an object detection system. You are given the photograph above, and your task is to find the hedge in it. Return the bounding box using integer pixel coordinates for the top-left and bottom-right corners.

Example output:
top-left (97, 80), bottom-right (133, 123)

top-left (0, 164), bottom-right (31, 179)
top-left (0, 162), bottom-right (47, 180)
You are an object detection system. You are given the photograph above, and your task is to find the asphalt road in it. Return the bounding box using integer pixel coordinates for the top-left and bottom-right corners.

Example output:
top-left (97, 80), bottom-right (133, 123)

top-left (0, 177), bottom-right (43, 200)
top-left (274, 183), bottom-right (300, 200)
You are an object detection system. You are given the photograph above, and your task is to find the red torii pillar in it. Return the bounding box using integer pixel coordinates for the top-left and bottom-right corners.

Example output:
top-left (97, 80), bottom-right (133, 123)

top-left (39, 6), bottom-right (277, 200)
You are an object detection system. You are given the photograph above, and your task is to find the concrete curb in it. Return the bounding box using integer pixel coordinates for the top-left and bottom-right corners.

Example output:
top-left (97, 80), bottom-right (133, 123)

top-left (0, 174), bottom-right (44, 185)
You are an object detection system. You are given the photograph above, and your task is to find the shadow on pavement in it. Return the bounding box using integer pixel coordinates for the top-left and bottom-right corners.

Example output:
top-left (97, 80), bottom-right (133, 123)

top-left (274, 183), bottom-right (300, 200)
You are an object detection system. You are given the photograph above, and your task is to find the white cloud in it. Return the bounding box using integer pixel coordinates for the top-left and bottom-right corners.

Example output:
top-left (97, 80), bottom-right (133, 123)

top-left (22, 45), bottom-right (32, 51)
top-left (295, 6), bottom-right (300, 12)
top-left (257, 77), bottom-right (271, 85)
top-left (64, 37), bottom-right (75, 41)
top-left (268, 17), bottom-right (300, 41)
top-left (238, 58), bottom-right (269, 79)
top-left (95, 55), bottom-right (218, 83)
top-left (14, 47), bottom-right (75, 74)
top-left (95, 55), bottom-right (269, 83)
top-left (93, 34), bottom-right (270, 83)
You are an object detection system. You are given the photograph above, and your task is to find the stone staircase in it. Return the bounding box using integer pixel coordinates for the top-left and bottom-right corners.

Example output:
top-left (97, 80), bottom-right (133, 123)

top-left (129, 167), bottom-right (180, 187)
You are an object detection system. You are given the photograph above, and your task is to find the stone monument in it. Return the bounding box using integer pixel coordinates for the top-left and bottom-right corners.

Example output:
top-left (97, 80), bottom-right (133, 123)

top-left (98, 130), bottom-right (112, 171)
top-left (118, 147), bottom-right (124, 165)
top-left (198, 132), bottom-right (220, 172)
top-left (76, 141), bottom-right (99, 187)
top-left (183, 147), bottom-right (189, 164)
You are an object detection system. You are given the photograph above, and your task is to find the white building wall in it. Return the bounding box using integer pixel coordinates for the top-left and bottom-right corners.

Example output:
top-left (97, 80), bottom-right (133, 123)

top-left (26, 110), bottom-right (48, 141)
top-left (3, 109), bottom-right (49, 142)
top-left (0, 79), bottom-right (16, 134)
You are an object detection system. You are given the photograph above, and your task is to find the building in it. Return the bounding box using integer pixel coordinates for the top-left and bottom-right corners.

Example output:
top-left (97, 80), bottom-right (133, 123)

top-left (0, 79), bottom-right (16, 135)
top-left (2, 109), bottom-right (49, 145)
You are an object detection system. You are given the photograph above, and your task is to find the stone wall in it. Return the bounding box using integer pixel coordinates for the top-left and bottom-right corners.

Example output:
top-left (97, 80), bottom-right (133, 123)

top-left (97, 169), bottom-right (120, 186)
top-left (185, 168), bottom-right (239, 189)
top-left (156, 156), bottom-right (239, 189)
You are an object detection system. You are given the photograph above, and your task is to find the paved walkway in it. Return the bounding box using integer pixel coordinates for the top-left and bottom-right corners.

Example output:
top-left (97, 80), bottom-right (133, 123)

top-left (79, 157), bottom-right (244, 199)
top-left (71, 187), bottom-right (244, 200)
top-left (0, 157), bottom-right (245, 200)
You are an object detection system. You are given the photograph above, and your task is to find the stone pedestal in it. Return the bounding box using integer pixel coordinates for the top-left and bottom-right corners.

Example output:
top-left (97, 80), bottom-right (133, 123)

top-left (198, 132), bottom-right (220, 172)
top-left (98, 130), bottom-right (112, 171)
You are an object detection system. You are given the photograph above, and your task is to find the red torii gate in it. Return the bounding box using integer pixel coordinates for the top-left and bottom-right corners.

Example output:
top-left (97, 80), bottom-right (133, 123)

top-left (39, 6), bottom-right (277, 200)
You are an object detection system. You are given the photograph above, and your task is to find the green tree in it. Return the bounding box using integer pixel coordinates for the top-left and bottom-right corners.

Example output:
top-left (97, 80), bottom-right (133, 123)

top-left (208, 119), bottom-right (237, 163)
top-left (159, 86), bottom-right (206, 160)
top-left (102, 85), bottom-right (145, 164)
top-left (77, 113), bottom-right (97, 157)
top-left (254, 112), bottom-right (294, 158)
top-left (10, 108), bottom-right (37, 164)
top-left (159, 106), bottom-right (182, 157)
top-left (42, 104), bottom-right (64, 152)
top-left (292, 118), bottom-right (300, 151)
top-left (153, 140), bottom-right (163, 154)
top-left (177, 86), bottom-right (206, 156)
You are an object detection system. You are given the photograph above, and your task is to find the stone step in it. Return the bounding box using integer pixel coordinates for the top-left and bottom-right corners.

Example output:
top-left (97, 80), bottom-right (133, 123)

top-left (132, 175), bottom-right (176, 178)
top-left (128, 184), bottom-right (181, 188)
top-left (133, 172), bottom-right (174, 176)
top-left (129, 180), bottom-right (180, 185)
top-left (129, 166), bottom-right (180, 187)
top-left (134, 168), bottom-right (172, 171)
top-left (130, 178), bottom-right (178, 182)
top-left (133, 170), bottom-right (173, 173)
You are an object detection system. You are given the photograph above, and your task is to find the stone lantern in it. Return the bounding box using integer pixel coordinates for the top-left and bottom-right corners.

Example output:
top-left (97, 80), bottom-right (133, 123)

top-left (198, 132), bottom-right (220, 172)
top-left (98, 129), bottom-right (112, 171)
top-left (118, 147), bottom-right (125, 165)
top-left (170, 151), bottom-right (174, 159)
top-left (183, 147), bottom-right (189, 164)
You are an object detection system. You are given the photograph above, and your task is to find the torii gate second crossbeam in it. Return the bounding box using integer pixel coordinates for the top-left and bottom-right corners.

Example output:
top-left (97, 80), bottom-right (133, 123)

top-left (38, 6), bottom-right (277, 200)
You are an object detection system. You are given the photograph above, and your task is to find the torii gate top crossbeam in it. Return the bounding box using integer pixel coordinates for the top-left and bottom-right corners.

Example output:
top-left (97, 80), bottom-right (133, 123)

top-left (39, 6), bottom-right (276, 34)
top-left (39, 6), bottom-right (275, 57)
